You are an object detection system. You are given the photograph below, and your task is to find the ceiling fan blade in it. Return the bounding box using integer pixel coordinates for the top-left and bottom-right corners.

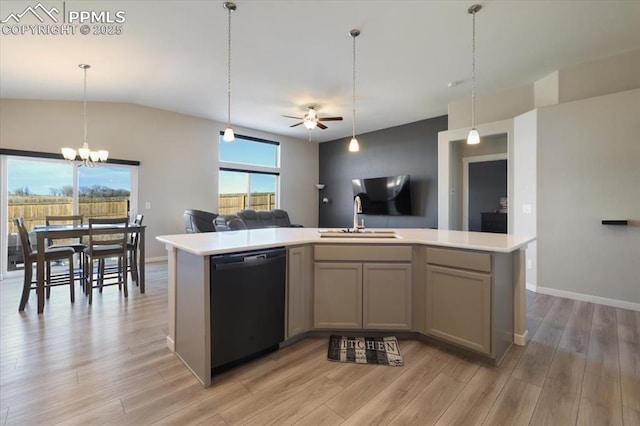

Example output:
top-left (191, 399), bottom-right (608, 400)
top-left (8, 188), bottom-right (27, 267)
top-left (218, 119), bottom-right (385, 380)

top-left (282, 115), bottom-right (303, 120)
top-left (318, 117), bottom-right (343, 122)
top-left (289, 122), bottom-right (304, 128)
top-left (316, 122), bottom-right (328, 130)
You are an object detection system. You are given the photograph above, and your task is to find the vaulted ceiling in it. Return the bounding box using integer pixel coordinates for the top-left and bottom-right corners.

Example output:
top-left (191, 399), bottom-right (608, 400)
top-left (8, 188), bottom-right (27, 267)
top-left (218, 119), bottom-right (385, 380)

top-left (1, 1), bottom-right (639, 142)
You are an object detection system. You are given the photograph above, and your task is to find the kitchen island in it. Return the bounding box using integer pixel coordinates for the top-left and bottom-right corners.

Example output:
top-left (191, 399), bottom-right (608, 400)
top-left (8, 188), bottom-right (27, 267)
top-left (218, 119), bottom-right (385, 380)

top-left (157, 227), bottom-right (534, 387)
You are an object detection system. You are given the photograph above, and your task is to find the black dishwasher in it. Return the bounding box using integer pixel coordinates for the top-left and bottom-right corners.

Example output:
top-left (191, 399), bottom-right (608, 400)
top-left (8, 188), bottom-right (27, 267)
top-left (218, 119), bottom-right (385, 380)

top-left (210, 247), bottom-right (286, 374)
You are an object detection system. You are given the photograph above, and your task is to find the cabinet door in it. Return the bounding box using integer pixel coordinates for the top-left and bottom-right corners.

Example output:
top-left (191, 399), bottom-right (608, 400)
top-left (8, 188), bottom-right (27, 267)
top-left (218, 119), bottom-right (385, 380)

top-left (426, 265), bottom-right (491, 354)
top-left (363, 263), bottom-right (412, 330)
top-left (287, 246), bottom-right (312, 338)
top-left (314, 263), bottom-right (362, 329)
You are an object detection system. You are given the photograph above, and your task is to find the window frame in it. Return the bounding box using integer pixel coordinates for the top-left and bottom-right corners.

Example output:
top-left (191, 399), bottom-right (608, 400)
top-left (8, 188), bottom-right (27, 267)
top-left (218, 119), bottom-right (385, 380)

top-left (217, 132), bottom-right (281, 212)
top-left (0, 150), bottom-right (139, 279)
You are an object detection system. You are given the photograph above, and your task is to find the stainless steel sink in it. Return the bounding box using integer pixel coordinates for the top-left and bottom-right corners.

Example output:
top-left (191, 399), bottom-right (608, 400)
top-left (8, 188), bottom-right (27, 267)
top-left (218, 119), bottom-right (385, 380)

top-left (318, 229), bottom-right (398, 238)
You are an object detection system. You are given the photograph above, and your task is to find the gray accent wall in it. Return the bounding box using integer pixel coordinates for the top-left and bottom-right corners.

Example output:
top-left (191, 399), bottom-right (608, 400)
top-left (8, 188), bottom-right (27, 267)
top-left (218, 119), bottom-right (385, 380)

top-left (318, 116), bottom-right (447, 229)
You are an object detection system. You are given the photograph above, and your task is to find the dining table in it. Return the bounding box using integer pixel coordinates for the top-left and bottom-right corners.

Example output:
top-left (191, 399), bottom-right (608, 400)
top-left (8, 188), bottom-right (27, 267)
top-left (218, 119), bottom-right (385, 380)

top-left (33, 222), bottom-right (146, 313)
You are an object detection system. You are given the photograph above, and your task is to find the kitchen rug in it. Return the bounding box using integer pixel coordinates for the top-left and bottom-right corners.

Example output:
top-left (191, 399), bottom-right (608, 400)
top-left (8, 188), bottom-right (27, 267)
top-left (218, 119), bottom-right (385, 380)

top-left (327, 335), bottom-right (404, 366)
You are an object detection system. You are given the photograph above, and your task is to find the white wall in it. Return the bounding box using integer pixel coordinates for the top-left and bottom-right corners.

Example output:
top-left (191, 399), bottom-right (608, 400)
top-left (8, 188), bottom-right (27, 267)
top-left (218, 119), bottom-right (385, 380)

top-left (0, 99), bottom-right (318, 259)
top-left (513, 109), bottom-right (537, 290)
top-left (448, 49), bottom-right (640, 130)
top-left (559, 48), bottom-right (640, 103)
top-left (447, 85), bottom-right (534, 130)
top-left (534, 71), bottom-right (559, 108)
top-left (445, 50), bottom-right (640, 310)
top-left (536, 89), bottom-right (640, 308)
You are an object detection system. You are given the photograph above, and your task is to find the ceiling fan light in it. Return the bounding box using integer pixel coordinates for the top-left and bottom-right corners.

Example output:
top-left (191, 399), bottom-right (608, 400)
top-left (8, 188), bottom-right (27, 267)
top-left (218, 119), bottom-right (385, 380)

top-left (349, 137), bottom-right (360, 152)
top-left (98, 150), bottom-right (109, 162)
top-left (307, 108), bottom-right (317, 120)
top-left (223, 127), bottom-right (235, 142)
top-left (303, 119), bottom-right (317, 130)
top-left (467, 128), bottom-right (480, 145)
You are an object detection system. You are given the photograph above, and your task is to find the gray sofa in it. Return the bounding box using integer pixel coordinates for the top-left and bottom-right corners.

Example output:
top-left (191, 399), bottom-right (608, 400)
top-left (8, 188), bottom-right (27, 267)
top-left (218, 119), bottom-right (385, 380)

top-left (183, 209), bottom-right (218, 233)
top-left (214, 209), bottom-right (302, 232)
top-left (184, 208), bottom-right (301, 233)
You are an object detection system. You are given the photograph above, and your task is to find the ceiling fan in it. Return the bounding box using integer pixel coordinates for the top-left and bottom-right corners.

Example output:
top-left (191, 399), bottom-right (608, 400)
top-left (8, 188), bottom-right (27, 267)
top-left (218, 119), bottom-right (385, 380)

top-left (282, 107), bottom-right (343, 130)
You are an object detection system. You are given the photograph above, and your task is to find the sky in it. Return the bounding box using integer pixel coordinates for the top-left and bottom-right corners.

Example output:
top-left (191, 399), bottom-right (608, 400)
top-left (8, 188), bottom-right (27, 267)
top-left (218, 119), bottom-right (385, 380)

top-left (218, 138), bottom-right (278, 194)
top-left (7, 158), bottom-right (130, 195)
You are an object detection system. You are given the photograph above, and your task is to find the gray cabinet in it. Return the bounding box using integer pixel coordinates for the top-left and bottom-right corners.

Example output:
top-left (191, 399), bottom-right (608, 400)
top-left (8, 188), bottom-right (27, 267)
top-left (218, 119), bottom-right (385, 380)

top-left (363, 263), bottom-right (412, 330)
top-left (426, 265), bottom-right (491, 354)
top-left (313, 245), bottom-right (412, 330)
top-left (425, 247), bottom-right (513, 363)
top-left (314, 262), bottom-right (362, 329)
top-left (287, 246), bottom-right (313, 338)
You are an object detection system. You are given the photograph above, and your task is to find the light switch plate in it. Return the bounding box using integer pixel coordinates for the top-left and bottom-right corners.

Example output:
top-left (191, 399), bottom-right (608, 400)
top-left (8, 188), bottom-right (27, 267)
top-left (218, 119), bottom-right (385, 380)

top-left (145, 202), bottom-right (151, 209)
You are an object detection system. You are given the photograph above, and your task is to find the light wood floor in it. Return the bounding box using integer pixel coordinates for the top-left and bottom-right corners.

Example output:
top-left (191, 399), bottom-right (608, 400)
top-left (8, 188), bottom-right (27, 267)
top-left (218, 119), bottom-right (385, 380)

top-left (1, 262), bottom-right (638, 425)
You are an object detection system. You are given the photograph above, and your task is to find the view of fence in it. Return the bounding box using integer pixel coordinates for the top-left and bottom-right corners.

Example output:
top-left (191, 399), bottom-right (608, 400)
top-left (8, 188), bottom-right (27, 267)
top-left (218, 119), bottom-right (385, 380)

top-left (218, 192), bottom-right (277, 215)
top-left (7, 196), bottom-right (130, 233)
top-left (8, 192), bottom-right (277, 232)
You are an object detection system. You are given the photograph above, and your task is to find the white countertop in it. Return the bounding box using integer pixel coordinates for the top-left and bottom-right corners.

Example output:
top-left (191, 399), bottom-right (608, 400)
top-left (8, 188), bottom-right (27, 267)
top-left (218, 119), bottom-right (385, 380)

top-left (156, 228), bottom-right (535, 256)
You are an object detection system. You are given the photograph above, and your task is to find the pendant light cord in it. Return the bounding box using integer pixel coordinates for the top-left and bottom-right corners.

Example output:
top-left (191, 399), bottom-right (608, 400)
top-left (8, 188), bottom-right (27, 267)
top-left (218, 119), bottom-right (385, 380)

top-left (227, 6), bottom-right (232, 128)
top-left (471, 9), bottom-right (476, 129)
top-left (352, 31), bottom-right (357, 139)
top-left (83, 66), bottom-right (88, 144)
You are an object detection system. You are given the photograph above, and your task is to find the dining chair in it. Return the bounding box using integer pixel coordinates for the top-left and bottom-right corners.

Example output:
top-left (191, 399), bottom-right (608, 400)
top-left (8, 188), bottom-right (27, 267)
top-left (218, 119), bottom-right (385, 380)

top-left (83, 217), bottom-right (129, 304)
top-left (13, 217), bottom-right (75, 311)
top-left (127, 214), bottom-right (144, 286)
top-left (45, 215), bottom-right (87, 291)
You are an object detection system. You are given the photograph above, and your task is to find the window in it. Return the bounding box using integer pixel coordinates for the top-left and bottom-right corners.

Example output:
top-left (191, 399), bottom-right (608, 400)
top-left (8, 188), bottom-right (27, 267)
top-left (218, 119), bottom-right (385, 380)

top-left (1, 152), bottom-right (138, 277)
top-left (218, 133), bottom-right (279, 214)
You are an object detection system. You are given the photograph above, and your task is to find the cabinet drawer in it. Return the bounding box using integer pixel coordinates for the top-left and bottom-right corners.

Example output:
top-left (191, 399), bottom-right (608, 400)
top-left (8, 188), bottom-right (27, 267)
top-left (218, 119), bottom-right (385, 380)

top-left (426, 247), bottom-right (491, 273)
top-left (315, 245), bottom-right (412, 262)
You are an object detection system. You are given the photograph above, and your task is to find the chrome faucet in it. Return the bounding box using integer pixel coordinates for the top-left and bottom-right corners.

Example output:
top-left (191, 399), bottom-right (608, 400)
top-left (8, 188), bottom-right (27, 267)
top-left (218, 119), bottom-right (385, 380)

top-left (353, 195), bottom-right (363, 231)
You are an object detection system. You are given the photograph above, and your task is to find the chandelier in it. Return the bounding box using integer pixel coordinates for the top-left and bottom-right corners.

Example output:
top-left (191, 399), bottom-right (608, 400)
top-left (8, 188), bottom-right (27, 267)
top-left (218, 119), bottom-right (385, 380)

top-left (61, 64), bottom-right (108, 166)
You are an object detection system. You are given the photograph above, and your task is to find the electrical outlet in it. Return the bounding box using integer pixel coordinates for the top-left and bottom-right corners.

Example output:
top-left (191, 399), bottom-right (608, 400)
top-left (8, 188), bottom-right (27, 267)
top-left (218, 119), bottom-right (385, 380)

top-left (522, 204), bottom-right (532, 214)
top-left (526, 259), bottom-right (532, 269)
top-left (145, 202), bottom-right (151, 209)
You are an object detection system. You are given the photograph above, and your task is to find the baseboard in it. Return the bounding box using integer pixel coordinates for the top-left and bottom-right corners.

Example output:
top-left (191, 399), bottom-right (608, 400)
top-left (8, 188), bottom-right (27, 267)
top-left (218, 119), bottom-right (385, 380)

top-left (535, 285), bottom-right (640, 312)
top-left (514, 330), bottom-right (528, 346)
top-left (525, 282), bottom-right (537, 292)
top-left (166, 336), bottom-right (175, 352)
top-left (146, 256), bottom-right (168, 263)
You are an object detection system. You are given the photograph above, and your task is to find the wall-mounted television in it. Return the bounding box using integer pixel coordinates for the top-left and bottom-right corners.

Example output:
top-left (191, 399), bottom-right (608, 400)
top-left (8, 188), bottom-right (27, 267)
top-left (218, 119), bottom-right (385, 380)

top-left (352, 175), bottom-right (413, 215)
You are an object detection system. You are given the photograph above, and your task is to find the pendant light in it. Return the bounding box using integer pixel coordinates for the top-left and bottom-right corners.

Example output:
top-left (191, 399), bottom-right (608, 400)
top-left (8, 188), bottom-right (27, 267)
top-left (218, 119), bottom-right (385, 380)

top-left (222, 2), bottom-right (236, 142)
top-left (348, 29), bottom-right (360, 153)
top-left (467, 4), bottom-right (481, 145)
top-left (61, 64), bottom-right (108, 167)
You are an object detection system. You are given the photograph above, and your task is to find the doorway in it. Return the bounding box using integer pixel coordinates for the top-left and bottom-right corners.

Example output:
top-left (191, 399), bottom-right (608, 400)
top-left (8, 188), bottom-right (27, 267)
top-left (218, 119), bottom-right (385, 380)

top-left (462, 154), bottom-right (508, 232)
